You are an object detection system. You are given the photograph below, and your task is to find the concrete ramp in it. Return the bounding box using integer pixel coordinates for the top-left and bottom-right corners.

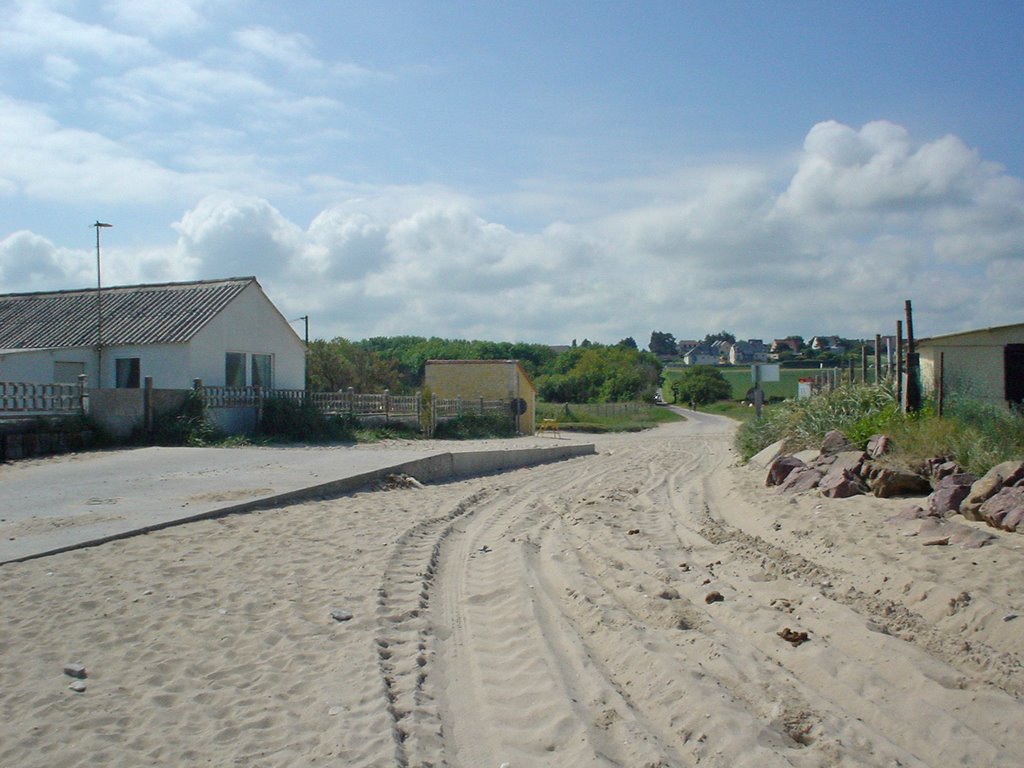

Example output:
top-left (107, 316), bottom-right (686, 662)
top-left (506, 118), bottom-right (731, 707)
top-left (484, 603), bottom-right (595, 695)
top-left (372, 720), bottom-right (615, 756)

top-left (0, 442), bottom-right (595, 564)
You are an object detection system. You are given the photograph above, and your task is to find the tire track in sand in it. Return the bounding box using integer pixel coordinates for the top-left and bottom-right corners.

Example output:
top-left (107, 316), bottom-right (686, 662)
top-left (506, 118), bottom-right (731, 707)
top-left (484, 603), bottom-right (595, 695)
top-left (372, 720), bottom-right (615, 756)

top-left (374, 487), bottom-right (492, 767)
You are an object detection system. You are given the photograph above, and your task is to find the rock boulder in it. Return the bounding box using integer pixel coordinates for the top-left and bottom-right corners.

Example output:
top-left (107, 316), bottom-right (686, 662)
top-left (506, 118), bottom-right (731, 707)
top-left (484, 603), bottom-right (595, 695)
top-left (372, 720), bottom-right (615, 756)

top-left (961, 460), bottom-right (1024, 521)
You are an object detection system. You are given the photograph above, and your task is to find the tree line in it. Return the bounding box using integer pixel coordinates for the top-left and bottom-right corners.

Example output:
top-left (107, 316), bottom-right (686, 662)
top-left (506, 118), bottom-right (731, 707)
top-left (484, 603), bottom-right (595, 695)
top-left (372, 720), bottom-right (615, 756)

top-left (307, 336), bottom-right (662, 403)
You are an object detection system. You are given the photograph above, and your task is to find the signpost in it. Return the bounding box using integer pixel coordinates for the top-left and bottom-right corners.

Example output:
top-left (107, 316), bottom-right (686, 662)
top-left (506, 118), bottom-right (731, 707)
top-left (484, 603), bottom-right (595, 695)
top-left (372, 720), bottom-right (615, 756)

top-left (750, 364), bottom-right (780, 417)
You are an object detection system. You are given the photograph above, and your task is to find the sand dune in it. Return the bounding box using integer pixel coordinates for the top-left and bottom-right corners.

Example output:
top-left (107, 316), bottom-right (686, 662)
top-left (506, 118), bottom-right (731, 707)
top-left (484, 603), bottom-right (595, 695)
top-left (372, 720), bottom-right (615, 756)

top-left (2, 415), bottom-right (1022, 767)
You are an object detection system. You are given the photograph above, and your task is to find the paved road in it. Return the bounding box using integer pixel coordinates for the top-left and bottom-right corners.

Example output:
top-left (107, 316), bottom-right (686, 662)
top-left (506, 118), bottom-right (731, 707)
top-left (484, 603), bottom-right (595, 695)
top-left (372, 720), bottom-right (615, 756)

top-left (0, 437), bottom-right (593, 564)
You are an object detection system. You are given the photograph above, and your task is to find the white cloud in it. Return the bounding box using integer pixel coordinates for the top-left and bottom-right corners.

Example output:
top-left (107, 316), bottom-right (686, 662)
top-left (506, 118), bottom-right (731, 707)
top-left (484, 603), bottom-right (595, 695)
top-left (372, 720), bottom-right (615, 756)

top-left (104, 0), bottom-right (210, 38)
top-left (0, 230), bottom-right (80, 291)
top-left (94, 60), bottom-right (276, 122)
top-left (2, 120), bottom-right (1022, 343)
top-left (776, 120), bottom-right (991, 215)
top-left (5, 1), bottom-right (157, 64)
top-left (232, 26), bottom-right (322, 72)
top-left (172, 193), bottom-right (304, 279)
top-left (41, 54), bottom-right (80, 89)
top-left (0, 97), bottom-right (190, 204)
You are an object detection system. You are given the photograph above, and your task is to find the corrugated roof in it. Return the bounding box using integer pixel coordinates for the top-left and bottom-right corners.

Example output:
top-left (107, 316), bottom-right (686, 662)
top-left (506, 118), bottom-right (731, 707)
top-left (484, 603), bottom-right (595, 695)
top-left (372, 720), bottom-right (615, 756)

top-left (919, 321), bottom-right (1024, 345)
top-left (0, 277), bottom-right (255, 349)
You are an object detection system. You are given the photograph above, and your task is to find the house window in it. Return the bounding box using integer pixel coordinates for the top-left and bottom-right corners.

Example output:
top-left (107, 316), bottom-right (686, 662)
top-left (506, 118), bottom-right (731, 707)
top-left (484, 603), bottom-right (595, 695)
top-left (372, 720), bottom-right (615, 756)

top-left (226, 352), bottom-right (246, 387)
top-left (54, 361), bottom-right (85, 384)
top-left (251, 354), bottom-right (273, 388)
top-left (115, 358), bottom-right (141, 388)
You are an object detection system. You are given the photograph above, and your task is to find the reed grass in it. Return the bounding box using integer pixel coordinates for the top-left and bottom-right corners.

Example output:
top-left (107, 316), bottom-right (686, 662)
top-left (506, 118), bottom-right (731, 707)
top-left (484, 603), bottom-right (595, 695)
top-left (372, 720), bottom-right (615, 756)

top-left (734, 383), bottom-right (1024, 476)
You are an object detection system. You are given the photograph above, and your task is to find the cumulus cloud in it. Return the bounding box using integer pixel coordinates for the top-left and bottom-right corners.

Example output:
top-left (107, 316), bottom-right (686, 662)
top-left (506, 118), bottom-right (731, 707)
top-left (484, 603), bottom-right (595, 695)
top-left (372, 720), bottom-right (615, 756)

top-left (172, 194), bottom-right (304, 279)
top-left (777, 120), bottom-right (993, 215)
top-left (2, 120), bottom-right (1022, 343)
top-left (0, 231), bottom-right (80, 291)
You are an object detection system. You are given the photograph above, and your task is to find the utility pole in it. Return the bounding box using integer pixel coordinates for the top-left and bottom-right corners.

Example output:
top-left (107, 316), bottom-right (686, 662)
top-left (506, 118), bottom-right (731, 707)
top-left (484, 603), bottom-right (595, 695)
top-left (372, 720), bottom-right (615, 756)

top-left (92, 221), bottom-right (112, 388)
top-left (292, 315), bottom-right (310, 392)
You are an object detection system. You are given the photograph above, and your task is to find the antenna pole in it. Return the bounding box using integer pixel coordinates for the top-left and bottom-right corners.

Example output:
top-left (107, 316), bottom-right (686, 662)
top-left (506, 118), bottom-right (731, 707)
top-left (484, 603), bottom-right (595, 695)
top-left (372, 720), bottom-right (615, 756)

top-left (92, 222), bottom-right (112, 386)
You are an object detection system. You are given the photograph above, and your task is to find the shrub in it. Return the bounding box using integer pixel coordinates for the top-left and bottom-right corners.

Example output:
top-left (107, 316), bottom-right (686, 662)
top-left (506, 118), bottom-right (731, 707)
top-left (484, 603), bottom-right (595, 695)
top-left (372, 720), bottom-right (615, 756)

top-left (734, 382), bottom-right (1024, 476)
top-left (259, 397), bottom-right (359, 442)
top-left (670, 366), bottom-right (732, 406)
top-left (735, 383), bottom-right (898, 459)
top-left (149, 390), bottom-right (220, 446)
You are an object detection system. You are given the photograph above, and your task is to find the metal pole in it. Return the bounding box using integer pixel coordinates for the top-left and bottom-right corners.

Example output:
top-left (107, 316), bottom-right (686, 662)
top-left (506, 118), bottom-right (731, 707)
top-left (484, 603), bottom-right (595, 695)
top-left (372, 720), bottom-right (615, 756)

top-left (92, 222), bottom-right (112, 388)
top-left (302, 315), bottom-right (309, 392)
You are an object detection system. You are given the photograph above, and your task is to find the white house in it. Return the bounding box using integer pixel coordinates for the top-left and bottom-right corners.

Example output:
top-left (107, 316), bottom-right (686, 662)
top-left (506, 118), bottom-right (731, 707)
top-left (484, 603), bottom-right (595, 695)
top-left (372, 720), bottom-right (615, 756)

top-left (0, 277), bottom-right (306, 390)
top-left (682, 345), bottom-right (719, 366)
top-left (729, 339), bottom-right (769, 365)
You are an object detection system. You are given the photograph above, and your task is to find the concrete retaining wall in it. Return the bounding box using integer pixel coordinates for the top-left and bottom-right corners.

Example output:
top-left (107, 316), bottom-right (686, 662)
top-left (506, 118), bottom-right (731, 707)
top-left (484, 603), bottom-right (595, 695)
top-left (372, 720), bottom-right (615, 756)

top-left (241, 443), bottom-right (597, 508)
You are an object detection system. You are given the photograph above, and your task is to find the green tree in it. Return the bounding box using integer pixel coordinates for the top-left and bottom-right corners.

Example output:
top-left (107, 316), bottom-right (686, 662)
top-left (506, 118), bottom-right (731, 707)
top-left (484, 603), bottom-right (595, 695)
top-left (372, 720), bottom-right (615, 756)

top-left (536, 344), bottom-right (662, 403)
top-left (649, 331), bottom-right (677, 356)
top-left (671, 365), bottom-right (732, 406)
top-left (703, 330), bottom-right (736, 345)
top-left (308, 338), bottom-right (403, 392)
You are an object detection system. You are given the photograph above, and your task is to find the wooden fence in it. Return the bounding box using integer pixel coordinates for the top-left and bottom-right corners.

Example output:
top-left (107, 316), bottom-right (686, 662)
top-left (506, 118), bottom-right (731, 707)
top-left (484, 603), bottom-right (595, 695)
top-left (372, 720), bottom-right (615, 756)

top-left (1, 377), bottom-right (514, 437)
top-left (549, 401), bottom-right (644, 417)
top-left (197, 386), bottom-right (421, 421)
top-left (195, 384), bottom-right (512, 435)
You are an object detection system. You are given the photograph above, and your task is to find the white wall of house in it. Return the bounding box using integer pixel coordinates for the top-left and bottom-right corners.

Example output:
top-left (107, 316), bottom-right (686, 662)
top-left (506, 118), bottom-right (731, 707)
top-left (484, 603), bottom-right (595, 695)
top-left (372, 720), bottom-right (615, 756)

top-left (102, 343), bottom-right (189, 388)
top-left (684, 352), bottom-right (718, 366)
top-left (0, 347), bottom-right (94, 384)
top-left (187, 282), bottom-right (306, 389)
top-left (919, 324), bottom-right (1024, 408)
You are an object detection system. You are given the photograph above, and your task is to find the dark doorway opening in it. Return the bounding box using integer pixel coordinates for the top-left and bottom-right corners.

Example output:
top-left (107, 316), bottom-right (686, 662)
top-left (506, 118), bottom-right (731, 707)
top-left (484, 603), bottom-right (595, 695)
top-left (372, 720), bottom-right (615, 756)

top-left (1005, 344), bottom-right (1024, 405)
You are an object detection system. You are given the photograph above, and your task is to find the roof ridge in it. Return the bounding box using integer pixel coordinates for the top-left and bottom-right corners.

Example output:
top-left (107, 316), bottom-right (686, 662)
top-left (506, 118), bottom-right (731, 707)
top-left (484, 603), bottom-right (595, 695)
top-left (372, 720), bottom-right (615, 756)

top-left (0, 278), bottom-right (257, 348)
top-left (0, 276), bottom-right (255, 301)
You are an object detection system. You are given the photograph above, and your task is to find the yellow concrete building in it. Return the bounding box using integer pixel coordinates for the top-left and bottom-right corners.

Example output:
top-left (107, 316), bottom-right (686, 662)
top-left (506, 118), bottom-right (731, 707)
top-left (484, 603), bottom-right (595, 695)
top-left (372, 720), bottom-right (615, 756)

top-left (424, 359), bottom-right (536, 434)
top-left (918, 322), bottom-right (1024, 409)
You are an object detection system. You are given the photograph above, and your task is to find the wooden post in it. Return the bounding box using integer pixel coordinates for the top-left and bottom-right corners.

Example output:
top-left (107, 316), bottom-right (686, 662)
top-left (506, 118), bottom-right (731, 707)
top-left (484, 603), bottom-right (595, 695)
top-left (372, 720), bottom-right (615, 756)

top-left (874, 334), bottom-right (881, 383)
top-left (904, 299), bottom-right (921, 413)
top-left (896, 321), bottom-right (904, 410)
top-left (384, 388), bottom-right (390, 424)
top-left (861, 345), bottom-right (868, 384)
top-left (753, 363), bottom-right (763, 418)
top-left (937, 352), bottom-right (945, 418)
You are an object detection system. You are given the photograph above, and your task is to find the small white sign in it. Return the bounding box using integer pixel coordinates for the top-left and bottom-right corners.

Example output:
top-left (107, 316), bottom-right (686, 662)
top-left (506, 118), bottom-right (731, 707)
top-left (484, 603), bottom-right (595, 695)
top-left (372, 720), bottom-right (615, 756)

top-left (751, 364), bottom-right (780, 383)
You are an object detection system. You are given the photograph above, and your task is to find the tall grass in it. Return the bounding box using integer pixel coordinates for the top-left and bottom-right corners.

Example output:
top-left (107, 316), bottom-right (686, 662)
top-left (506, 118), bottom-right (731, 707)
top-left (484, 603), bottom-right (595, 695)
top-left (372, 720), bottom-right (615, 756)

top-left (735, 382), bottom-right (900, 459)
top-left (735, 383), bottom-right (1024, 475)
top-left (893, 395), bottom-right (1024, 475)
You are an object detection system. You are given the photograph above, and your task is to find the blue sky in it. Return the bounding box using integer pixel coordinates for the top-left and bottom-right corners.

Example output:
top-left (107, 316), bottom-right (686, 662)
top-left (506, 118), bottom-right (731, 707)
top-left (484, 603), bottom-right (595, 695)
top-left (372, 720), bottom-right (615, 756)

top-left (2, 1), bottom-right (1022, 345)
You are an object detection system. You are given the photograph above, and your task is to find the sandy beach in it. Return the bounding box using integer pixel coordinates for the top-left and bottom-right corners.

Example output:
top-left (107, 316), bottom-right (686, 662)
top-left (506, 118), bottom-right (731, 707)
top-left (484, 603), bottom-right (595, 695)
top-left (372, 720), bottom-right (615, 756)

top-left (2, 414), bottom-right (1023, 767)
